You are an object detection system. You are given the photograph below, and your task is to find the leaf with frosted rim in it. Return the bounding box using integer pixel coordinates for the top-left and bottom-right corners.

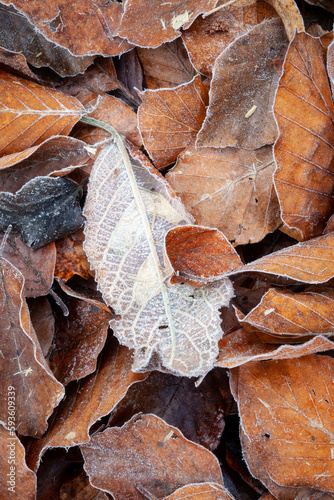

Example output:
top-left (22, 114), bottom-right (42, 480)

top-left (84, 137), bottom-right (233, 377)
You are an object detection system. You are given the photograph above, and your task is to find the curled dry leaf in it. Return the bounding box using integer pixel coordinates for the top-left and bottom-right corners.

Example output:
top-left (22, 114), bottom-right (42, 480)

top-left (0, 70), bottom-right (84, 157)
top-left (162, 482), bottom-right (233, 500)
top-left (166, 145), bottom-right (280, 246)
top-left (84, 136), bottom-right (233, 376)
top-left (81, 414), bottom-right (224, 499)
top-left (274, 32), bottom-right (334, 241)
top-left (231, 355), bottom-right (334, 492)
top-left (118, 0), bottom-right (218, 48)
top-left (137, 38), bottom-right (196, 89)
top-left (0, 257), bottom-right (64, 436)
top-left (241, 288), bottom-right (334, 341)
top-left (266, 0), bottom-right (304, 41)
top-left (164, 225), bottom-right (242, 286)
top-left (138, 75), bottom-right (209, 169)
top-left (196, 19), bottom-right (288, 150)
top-left (305, 0), bottom-right (334, 12)
top-left (55, 229), bottom-right (93, 282)
top-left (0, 47), bottom-right (37, 80)
top-left (182, 0), bottom-right (278, 77)
top-left (29, 296), bottom-right (55, 357)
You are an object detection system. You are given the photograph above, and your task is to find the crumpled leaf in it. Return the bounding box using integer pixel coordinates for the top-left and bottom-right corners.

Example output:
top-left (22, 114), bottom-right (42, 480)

top-left (0, 176), bottom-right (84, 250)
top-left (0, 257), bottom-right (64, 436)
top-left (164, 225), bottom-right (242, 286)
top-left (118, 0), bottom-right (219, 48)
top-left (138, 75), bottom-right (209, 169)
top-left (196, 19), bottom-right (288, 150)
top-left (81, 414), bottom-right (224, 499)
top-left (230, 355), bottom-right (334, 492)
top-left (84, 137), bottom-right (233, 376)
top-left (166, 145), bottom-right (280, 245)
top-left (274, 32), bottom-right (334, 241)
top-left (162, 483), bottom-right (233, 500)
top-left (55, 229), bottom-right (93, 282)
top-left (0, 70), bottom-right (84, 157)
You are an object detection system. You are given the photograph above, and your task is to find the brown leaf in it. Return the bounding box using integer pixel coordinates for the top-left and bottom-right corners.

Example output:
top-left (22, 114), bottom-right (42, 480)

top-left (0, 47), bottom-right (37, 80)
top-left (137, 38), bottom-right (196, 89)
top-left (241, 288), bottom-right (334, 342)
top-left (327, 37), bottom-right (334, 101)
top-left (29, 296), bottom-right (54, 357)
top-left (0, 424), bottom-right (36, 499)
top-left (166, 145), bottom-right (280, 245)
top-left (231, 355), bottom-right (334, 492)
top-left (118, 0), bottom-right (219, 48)
top-left (162, 483), bottom-right (233, 500)
top-left (0, 257), bottom-right (64, 436)
top-left (182, 0), bottom-right (278, 77)
top-left (0, 70), bottom-right (84, 157)
top-left (196, 19), bottom-right (288, 150)
top-left (55, 229), bottom-right (93, 282)
top-left (274, 32), bottom-right (334, 241)
top-left (26, 337), bottom-right (147, 470)
top-left (81, 414), bottom-right (224, 499)
top-left (108, 368), bottom-right (233, 451)
top-left (138, 75), bottom-right (209, 169)
top-left (164, 225), bottom-right (242, 286)
top-left (266, 0), bottom-right (304, 41)
top-left (60, 471), bottom-right (109, 500)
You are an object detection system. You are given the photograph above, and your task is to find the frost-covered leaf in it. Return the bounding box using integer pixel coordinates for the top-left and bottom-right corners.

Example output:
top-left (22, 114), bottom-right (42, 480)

top-left (84, 139), bottom-right (233, 377)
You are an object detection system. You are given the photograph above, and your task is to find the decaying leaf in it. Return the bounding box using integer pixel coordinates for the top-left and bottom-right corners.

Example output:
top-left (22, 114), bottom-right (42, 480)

top-left (138, 75), bottom-right (209, 169)
top-left (166, 145), bottom-right (280, 245)
top-left (164, 225), bottom-right (242, 286)
top-left (274, 32), bottom-right (334, 240)
top-left (81, 414), bottom-right (224, 499)
top-left (231, 355), bottom-right (334, 492)
top-left (55, 229), bottom-right (93, 282)
top-left (162, 483), bottom-right (233, 500)
top-left (84, 135), bottom-right (233, 376)
top-left (0, 70), bottom-right (84, 157)
top-left (0, 176), bottom-right (84, 250)
top-left (29, 296), bottom-right (55, 357)
top-left (196, 19), bottom-right (288, 150)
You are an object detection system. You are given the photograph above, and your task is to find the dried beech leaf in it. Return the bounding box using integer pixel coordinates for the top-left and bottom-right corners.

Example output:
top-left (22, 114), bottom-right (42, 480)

top-left (0, 257), bottom-right (64, 436)
top-left (241, 289), bottom-right (334, 341)
top-left (138, 75), bottom-right (209, 169)
top-left (29, 296), bottom-right (54, 357)
top-left (55, 229), bottom-right (93, 282)
top-left (81, 414), bottom-right (224, 499)
top-left (0, 47), bottom-right (37, 80)
top-left (231, 355), bottom-right (334, 492)
top-left (274, 32), bottom-right (334, 241)
top-left (0, 424), bottom-right (36, 499)
top-left (26, 338), bottom-right (146, 470)
top-left (328, 38), bottom-right (334, 95)
top-left (166, 145), bottom-right (280, 246)
top-left (0, 70), bottom-right (84, 157)
top-left (196, 19), bottom-right (288, 150)
top-left (0, 136), bottom-right (92, 194)
top-left (118, 0), bottom-right (219, 48)
top-left (182, 0), bottom-right (278, 77)
top-left (231, 232), bottom-right (334, 284)
top-left (266, 0), bottom-right (304, 41)
top-left (162, 483), bottom-right (233, 500)
top-left (137, 38), bottom-right (196, 89)
top-left (84, 137), bottom-right (233, 376)
top-left (0, 177), bottom-right (84, 250)
top-left (165, 225), bottom-right (242, 286)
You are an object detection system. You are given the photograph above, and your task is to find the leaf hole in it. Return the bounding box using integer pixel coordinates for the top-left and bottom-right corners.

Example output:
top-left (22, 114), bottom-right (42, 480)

top-left (264, 433), bottom-right (271, 439)
top-left (255, 198), bottom-right (258, 204)
top-left (49, 14), bottom-right (62, 32)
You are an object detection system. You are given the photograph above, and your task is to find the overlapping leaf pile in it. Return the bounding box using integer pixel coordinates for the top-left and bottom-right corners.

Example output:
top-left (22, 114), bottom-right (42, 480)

top-left (0, 0), bottom-right (334, 499)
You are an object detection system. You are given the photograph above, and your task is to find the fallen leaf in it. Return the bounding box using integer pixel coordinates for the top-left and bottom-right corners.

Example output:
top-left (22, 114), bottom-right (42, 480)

top-left (231, 355), bottom-right (334, 492)
top-left (137, 38), bottom-right (196, 89)
top-left (60, 471), bottom-right (109, 500)
top-left (81, 414), bottom-right (224, 499)
top-left (0, 47), bottom-right (37, 80)
top-left (0, 257), bottom-right (64, 436)
top-left (113, 48), bottom-right (144, 104)
top-left (182, 0), bottom-right (278, 77)
top-left (166, 145), bottom-right (280, 245)
top-left (0, 176), bottom-right (84, 250)
top-left (327, 37), bottom-right (334, 99)
top-left (196, 19), bottom-right (288, 150)
top-left (274, 32), bottom-right (334, 241)
top-left (266, 0), bottom-right (304, 41)
top-left (138, 75), bottom-right (209, 169)
top-left (0, 70), bottom-right (84, 157)
top-left (28, 296), bottom-right (55, 357)
top-left (118, 0), bottom-right (219, 48)
top-left (55, 229), bottom-right (93, 282)
top-left (164, 225), bottom-right (242, 286)
top-left (162, 483), bottom-right (233, 500)
top-left (84, 135), bottom-right (233, 376)
top-left (305, 0), bottom-right (334, 12)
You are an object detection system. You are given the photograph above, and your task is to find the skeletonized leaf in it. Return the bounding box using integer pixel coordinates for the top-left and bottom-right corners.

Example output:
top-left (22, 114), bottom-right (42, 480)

top-left (274, 32), bottom-right (334, 241)
top-left (84, 138), bottom-right (233, 376)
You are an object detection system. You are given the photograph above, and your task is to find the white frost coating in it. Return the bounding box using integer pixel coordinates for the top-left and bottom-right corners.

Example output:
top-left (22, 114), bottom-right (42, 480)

top-left (84, 140), bottom-right (233, 377)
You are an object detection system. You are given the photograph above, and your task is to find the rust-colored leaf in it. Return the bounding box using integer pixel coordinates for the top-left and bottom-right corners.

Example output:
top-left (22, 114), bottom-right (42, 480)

top-left (231, 355), bottom-right (334, 492)
top-left (166, 145), bottom-right (280, 245)
top-left (274, 32), bottom-right (334, 241)
top-left (196, 19), bottom-right (288, 150)
top-left (118, 0), bottom-right (219, 48)
top-left (81, 414), bottom-right (224, 499)
top-left (0, 70), bottom-right (84, 157)
top-left (266, 0), bottom-right (304, 41)
top-left (29, 296), bottom-right (54, 357)
top-left (55, 229), bottom-right (93, 282)
top-left (162, 483), bottom-right (232, 500)
top-left (138, 75), bottom-right (209, 169)
top-left (165, 225), bottom-right (242, 286)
